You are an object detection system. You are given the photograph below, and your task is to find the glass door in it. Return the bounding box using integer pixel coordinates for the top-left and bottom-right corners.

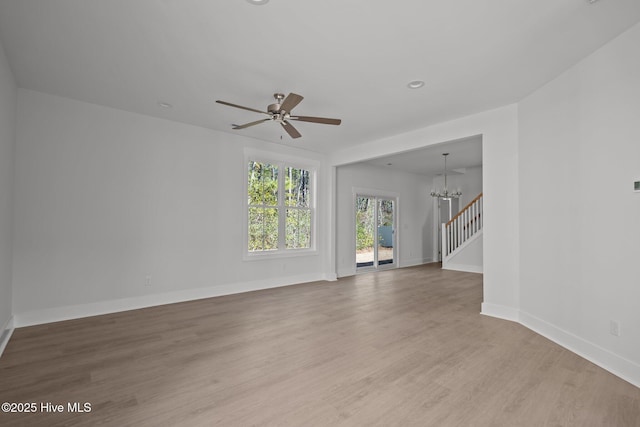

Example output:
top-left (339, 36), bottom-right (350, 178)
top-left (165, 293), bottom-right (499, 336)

top-left (355, 196), bottom-right (375, 268)
top-left (356, 195), bottom-right (395, 270)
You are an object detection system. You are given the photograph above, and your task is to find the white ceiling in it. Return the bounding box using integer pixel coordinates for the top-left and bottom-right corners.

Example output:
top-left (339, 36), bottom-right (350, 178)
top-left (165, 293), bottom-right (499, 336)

top-left (365, 135), bottom-right (482, 177)
top-left (0, 0), bottom-right (639, 157)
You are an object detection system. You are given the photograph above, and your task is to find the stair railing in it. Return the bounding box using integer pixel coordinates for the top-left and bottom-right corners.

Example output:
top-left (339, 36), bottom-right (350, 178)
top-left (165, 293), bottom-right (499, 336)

top-left (442, 193), bottom-right (483, 258)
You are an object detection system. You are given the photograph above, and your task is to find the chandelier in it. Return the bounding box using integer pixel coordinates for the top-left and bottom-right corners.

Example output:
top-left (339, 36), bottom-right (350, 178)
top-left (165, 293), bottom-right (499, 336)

top-left (430, 153), bottom-right (462, 199)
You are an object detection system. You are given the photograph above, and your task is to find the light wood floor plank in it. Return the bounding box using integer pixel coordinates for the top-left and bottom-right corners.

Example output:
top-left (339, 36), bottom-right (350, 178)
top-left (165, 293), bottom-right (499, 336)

top-left (1, 264), bottom-right (638, 426)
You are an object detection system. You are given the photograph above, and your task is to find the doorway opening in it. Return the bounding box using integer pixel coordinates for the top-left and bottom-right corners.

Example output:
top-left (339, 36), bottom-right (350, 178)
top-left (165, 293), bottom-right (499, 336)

top-left (436, 197), bottom-right (459, 261)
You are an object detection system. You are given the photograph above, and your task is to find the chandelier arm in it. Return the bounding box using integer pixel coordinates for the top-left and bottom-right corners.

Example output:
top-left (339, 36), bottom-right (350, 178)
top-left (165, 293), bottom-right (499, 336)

top-left (430, 153), bottom-right (462, 199)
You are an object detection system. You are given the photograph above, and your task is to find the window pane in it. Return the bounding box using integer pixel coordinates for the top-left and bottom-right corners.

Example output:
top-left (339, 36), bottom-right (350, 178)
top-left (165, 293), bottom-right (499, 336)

top-left (356, 196), bottom-right (374, 264)
top-left (248, 207), bottom-right (278, 251)
top-left (285, 167), bottom-right (310, 208)
top-left (248, 161), bottom-right (278, 206)
top-left (286, 208), bottom-right (311, 249)
top-left (378, 200), bottom-right (393, 226)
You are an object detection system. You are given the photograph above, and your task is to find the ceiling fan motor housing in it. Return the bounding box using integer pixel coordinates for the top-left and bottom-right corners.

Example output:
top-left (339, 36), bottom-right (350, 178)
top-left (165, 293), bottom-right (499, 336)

top-left (268, 93), bottom-right (286, 114)
top-left (267, 103), bottom-right (281, 114)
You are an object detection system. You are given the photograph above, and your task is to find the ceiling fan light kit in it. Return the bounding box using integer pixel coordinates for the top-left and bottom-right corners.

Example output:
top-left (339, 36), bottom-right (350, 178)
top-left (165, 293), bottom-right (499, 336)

top-left (216, 92), bottom-right (341, 139)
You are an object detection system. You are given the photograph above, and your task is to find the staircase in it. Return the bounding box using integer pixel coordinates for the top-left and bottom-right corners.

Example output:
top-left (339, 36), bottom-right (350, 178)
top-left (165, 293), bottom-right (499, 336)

top-left (441, 193), bottom-right (483, 273)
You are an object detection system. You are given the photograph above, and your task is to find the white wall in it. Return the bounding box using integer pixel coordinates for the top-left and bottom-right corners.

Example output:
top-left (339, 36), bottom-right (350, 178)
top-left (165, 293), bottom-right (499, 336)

top-left (335, 163), bottom-right (432, 277)
top-left (331, 105), bottom-right (520, 318)
top-left (443, 232), bottom-right (483, 274)
top-left (0, 38), bottom-right (16, 337)
top-left (518, 22), bottom-right (640, 385)
top-left (12, 90), bottom-right (330, 326)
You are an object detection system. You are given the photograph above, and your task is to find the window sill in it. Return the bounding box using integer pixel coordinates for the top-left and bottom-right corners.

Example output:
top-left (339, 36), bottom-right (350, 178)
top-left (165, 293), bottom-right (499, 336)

top-left (243, 248), bottom-right (318, 261)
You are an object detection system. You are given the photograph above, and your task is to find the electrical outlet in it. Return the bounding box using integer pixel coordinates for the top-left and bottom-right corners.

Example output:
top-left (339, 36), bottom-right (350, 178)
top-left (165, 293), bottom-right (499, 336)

top-left (610, 320), bottom-right (621, 336)
top-left (145, 275), bottom-right (152, 287)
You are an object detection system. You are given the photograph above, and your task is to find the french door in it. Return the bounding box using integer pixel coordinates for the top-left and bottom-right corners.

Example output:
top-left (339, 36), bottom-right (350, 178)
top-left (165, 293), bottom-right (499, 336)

top-left (355, 195), bottom-right (396, 270)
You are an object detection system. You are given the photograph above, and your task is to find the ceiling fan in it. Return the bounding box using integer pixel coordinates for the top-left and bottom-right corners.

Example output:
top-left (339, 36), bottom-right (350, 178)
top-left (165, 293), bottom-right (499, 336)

top-left (216, 93), bottom-right (341, 139)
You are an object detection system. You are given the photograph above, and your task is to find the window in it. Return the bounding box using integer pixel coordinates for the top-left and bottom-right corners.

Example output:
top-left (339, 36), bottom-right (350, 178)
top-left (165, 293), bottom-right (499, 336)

top-left (245, 152), bottom-right (316, 258)
top-left (284, 166), bottom-right (312, 249)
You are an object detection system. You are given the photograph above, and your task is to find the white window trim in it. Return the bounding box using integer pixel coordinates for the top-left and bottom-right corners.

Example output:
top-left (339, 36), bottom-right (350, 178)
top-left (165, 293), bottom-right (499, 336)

top-left (243, 148), bottom-right (319, 261)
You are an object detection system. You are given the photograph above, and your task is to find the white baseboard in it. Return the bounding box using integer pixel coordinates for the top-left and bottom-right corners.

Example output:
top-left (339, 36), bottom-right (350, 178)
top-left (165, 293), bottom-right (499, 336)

top-left (337, 267), bottom-right (355, 278)
top-left (338, 258), bottom-right (435, 278)
top-left (481, 302), bottom-right (520, 322)
top-left (0, 315), bottom-right (15, 358)
top-left (482, 304), bottom-right (640, 388)
top-left (443, 263), bottom-right (483, 273)
top-left (323, 272), bottom-right (338, 282)
top-left (400, 257), bottom-right (436, 268)
top-left (14, 273), bottom-right (327, 328)
top-left (519, 310), bottom-right (640, 389)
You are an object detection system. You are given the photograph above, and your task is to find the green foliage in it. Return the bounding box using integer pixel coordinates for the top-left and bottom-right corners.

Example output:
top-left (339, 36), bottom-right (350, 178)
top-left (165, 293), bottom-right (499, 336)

top-left (286, 208), bottom-right (311, 249)
top-left (356, 197), bottom-right (374, 251)
top-left (248, 161), bottom-right (278, 250)
top-left (355, 197), bottom-right (394, 251)
top-left (248, 161), bottom-right (278, 206)
top-left (248, 161), bottom-right (312, 251)
top-left (248, 207), bottom-right (278, 251)
top-left (356, 222), bottom-right (374, 251)
top-left (285, 167), bottom-right (310, 208)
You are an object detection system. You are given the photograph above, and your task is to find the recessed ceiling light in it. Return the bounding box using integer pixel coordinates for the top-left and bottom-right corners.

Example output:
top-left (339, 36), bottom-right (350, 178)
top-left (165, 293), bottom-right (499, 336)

top-left (157, 102), bottom-right (172, 108)
top-left (246, 0), bottom-right (269, 4)
top-left (407, 80), bottom-right (425, 89)
top-left (587, 0), bottom-right (600, 3)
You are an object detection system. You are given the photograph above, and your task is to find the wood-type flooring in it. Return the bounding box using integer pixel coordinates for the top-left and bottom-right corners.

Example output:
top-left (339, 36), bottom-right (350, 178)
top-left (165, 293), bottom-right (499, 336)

top-left (1, 264), bottom-right (638, 426)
